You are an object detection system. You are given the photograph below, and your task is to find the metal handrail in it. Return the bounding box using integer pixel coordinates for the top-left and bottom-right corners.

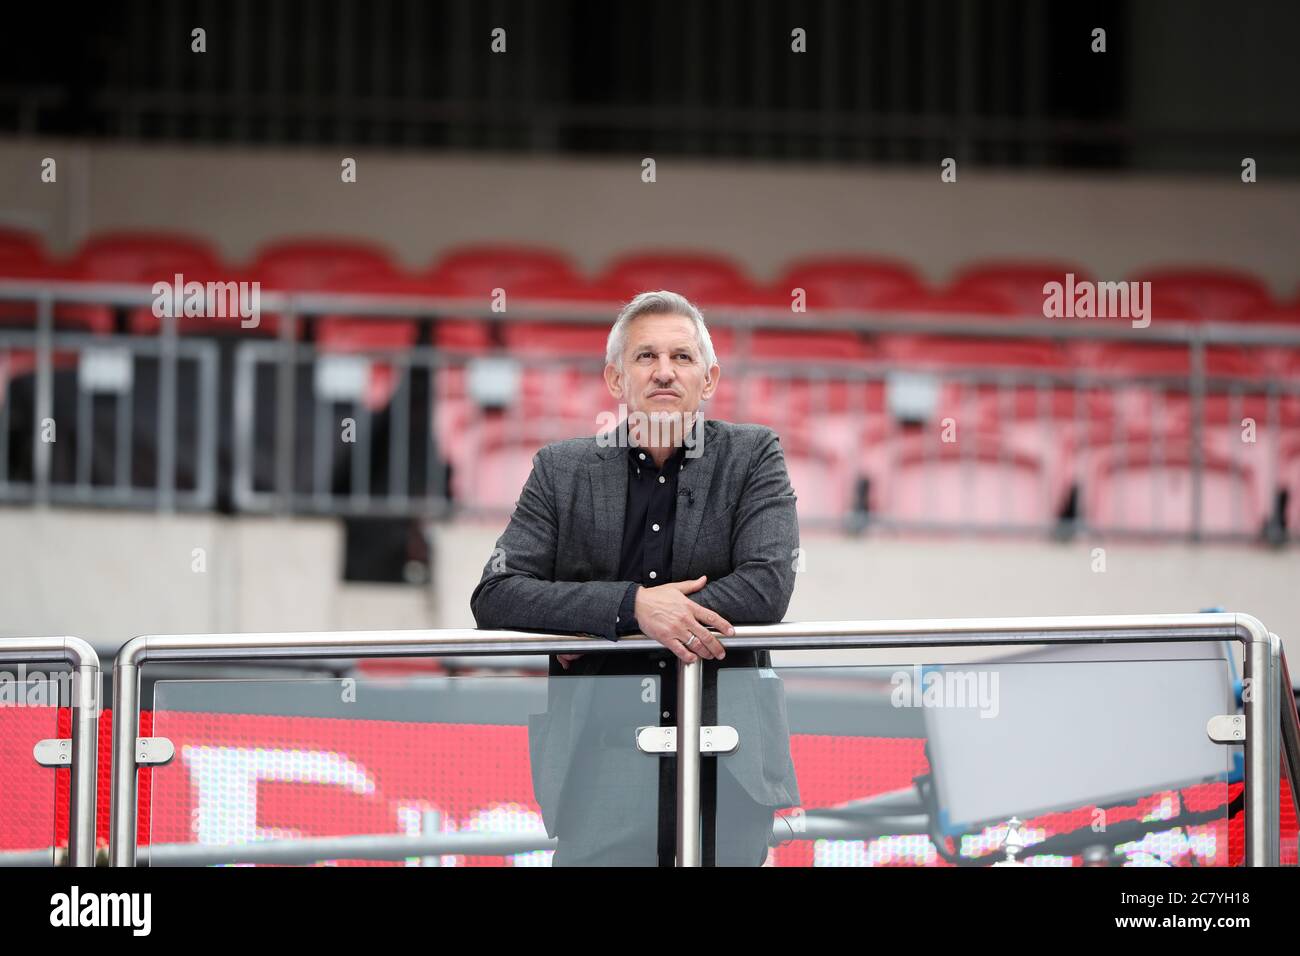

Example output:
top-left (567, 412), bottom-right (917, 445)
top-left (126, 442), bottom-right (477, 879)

top-left (106, 612), bottom-right (1290, 867)
top-left (0, 637), bottom-right (100, 867)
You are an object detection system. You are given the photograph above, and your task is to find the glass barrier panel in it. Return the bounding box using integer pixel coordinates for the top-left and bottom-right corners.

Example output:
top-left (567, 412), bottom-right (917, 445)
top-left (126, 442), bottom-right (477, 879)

top-left (0, 673), bottom-right (61, 866)
top-left (714, 641), bottom-right (1238, 867)
top-left (147, 662), bottom-right (665, 866)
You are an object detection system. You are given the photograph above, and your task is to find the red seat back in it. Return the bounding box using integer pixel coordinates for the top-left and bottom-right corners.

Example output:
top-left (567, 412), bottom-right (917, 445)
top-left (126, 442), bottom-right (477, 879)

top-left (250, 238), bottom-right (398, 290)
top-left (430, 244), bottom-right (581, 294)
top-left (774, 256), bottom-right (925, 310)
top-left (598, 250), bottom-right (755, 304)
top-left (1130, 267), bottom-right (1274, 322)
top-left (948, 261), bottom-right (1094, 318)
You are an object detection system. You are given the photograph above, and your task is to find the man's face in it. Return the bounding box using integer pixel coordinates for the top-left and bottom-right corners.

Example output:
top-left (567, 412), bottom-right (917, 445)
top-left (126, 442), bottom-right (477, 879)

top-left (604, 312), bottom-right (720, 420)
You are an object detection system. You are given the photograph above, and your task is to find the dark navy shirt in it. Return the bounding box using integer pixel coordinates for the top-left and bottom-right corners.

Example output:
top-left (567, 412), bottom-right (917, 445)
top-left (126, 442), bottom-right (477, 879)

top-left (613, 439), bottom-right (690, 636)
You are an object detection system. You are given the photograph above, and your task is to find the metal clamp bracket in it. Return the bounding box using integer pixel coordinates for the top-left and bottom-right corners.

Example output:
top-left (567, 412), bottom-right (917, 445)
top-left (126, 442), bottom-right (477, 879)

top-left (135, 737), bottom-right (176, 766)
top-left (1207, 714), bottom-right (1245, 744)
top-left (635, 725), bottom-right (739, 755)
top-left (33, 738), bottom-right (72, 767)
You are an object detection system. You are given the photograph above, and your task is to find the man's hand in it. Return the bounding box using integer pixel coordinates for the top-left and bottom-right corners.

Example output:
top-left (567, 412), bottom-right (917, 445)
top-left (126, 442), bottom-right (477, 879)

top-left (557, 653), bottom-right (583, 670)
top-left (634, 575), bottom-right (733, 663)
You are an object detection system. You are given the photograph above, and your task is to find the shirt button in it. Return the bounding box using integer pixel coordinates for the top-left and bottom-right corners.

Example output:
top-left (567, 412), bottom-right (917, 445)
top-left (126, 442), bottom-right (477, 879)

top-left (649, 570), bottom-right (657, 579)
top-left (652, 523), bottom-right (660, 532)
top-left (662, 711), bottom-right (670, 718)
top-left (639, 453), bottom-right (646, 460)
top-left (658, 660), bottom-right (666, 668)
top-left (658, 476), bottom-right (665, 484)
top-left (615, 616), bottom-right (620, 623)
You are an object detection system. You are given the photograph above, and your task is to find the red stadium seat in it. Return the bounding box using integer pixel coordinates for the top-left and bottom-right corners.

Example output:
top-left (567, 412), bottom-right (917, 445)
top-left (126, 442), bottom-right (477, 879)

top-left (0, 229), bottom-right (85, 330)
top-left (504, 322), bottom-right (609, 356)
top-left (502, 277), bottom-right (625, 354)
top-left (882, 335), bottom-right (1068, 370)
top-left (0, 227), bottom-right (49, 277)
top-left (317, 319), bottom-right (418, 352)
top-left (71, 230), bottom-right (224, 280)
top-left (947, 260), bottom-right (1094, 318)
top-left (736, 330), bottom-right (882, 437)
top-left (755, 428), bottom-right (857, 523)
top-left (1083, 435), bottom-right (1265, 536)
top-left (1174, 394), bottom-right (1300, 513)
top-left (1129, 267), bottom-right (1275, 322)
top-left (316, 314), bottom-right (419, 413)
top-left (871, 288), bottom-right (1020, 322)
top-left (221, 239), bottom-right (401, 340)
top-left (747, 328), bottom-right (876, 362)
top-left (450, 417), bottom-right (596, 509)
top-left (314, 271), bottom-right (473, 348)
top-left (2, 230), bottom-right (227, 334)
top-left (1234, 305), bottom-right (1300, 375)
top-left (1071, 342), bottom-right (1258, 379)
top-left (866, 428), bottom-right (1055, 528)
top-left (1283, 435), bottom-right (1300, 533)
top-left (429, 244), bottom-right (582, 294)
top-left (772, 256), bottom-right (926, 311)
top-left (872, 288), bottom-right (1065, 369)
top-left (1240, 303), bottom-right (1300, 326)
top-left (73, 231), bottom-right (229, 335)
top-left (598, 250), bottom-right (757, 304)
top-left (249, 237), bottom-right (399, 290)
top-left (126, 267), bottom-right (276, 336)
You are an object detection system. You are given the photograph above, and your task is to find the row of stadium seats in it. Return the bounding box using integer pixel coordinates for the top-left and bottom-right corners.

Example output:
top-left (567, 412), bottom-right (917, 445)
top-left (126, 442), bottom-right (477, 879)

top-left (427, 357), bottom-right (1300, 532)
top-left (2, 228), bottom-right (1298, 385)
top-left (2, 227), bottom-right (1297, 536)
top-left (2, 227), bottom-right (1299, 335)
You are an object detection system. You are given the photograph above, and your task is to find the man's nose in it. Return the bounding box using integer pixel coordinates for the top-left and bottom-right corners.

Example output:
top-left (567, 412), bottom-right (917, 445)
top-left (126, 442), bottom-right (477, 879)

top-left (654, 354), bottom-right (675, 381)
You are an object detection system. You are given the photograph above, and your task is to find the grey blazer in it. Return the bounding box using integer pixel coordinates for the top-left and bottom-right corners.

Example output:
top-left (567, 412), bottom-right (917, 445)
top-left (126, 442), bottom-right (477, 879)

top-left (470, 417), bottom-right (802, 838)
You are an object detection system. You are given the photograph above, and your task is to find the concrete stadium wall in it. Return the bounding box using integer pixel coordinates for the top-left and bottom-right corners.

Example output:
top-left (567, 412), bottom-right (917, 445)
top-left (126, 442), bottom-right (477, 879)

top-left (4, 510), bottom-right (1292, 668)
top-left (0, 138), bottom-right (1297, 293)
top-left (0, 509), bottom-right (432, 657)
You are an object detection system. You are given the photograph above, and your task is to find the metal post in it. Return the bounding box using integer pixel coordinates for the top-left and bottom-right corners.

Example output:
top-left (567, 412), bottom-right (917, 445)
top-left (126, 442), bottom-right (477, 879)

top-left (196, 343), bottom-right (218, 509)
top-left (676, 657), bottom-right (703, 867)
top-left (275, 305), bottom-right (298, 514)
top-left (1278, 637), bottom-right (1300, 816)
top-left (1189, 335), bottom-right (1206, 541)
top-left (34, 293), bottom-right (53, 506)
top-left (157, 310), bottom-right (178, 513)
top-left (109, 652), bottom-right (142, 868)
top-left (68, 654), bottom-right (101, 867)
top-left (1242, 621), bottom-right (1280, 865)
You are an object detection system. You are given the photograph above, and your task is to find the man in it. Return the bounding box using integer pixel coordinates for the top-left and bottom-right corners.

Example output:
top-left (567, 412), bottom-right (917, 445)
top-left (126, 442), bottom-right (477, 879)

top-left (470, 290), bottom-right (801, 866)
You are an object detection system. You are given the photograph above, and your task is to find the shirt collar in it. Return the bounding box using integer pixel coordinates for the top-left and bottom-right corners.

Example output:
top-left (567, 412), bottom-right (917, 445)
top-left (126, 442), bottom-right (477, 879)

top-left (627, 438), bottom-right (688, 473)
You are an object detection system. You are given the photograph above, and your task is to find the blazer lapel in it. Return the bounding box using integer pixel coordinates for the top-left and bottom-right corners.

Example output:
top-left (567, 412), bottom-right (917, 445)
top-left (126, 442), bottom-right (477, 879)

top-left (671, 418), bottom-right (718, 580)
top-left (589, 421), bottom-right (629, 579)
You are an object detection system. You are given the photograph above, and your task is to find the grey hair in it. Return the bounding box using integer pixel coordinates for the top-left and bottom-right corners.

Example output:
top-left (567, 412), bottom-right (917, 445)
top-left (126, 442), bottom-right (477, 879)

top-left (605, 290), bottom-right (718, 370)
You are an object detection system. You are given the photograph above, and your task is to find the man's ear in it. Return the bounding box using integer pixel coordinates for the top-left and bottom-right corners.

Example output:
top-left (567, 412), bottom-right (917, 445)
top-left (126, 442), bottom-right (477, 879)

top-left (701, 363), bottom-right (721, 400)
top-left (604, 362), bottom-right (624, 399)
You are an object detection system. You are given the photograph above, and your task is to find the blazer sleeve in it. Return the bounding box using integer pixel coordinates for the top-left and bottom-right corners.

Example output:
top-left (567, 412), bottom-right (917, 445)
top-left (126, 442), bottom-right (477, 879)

top-left (469, 445), bottom-right (631, 641)
top-left (688, 427), bottom-right (799, 625)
